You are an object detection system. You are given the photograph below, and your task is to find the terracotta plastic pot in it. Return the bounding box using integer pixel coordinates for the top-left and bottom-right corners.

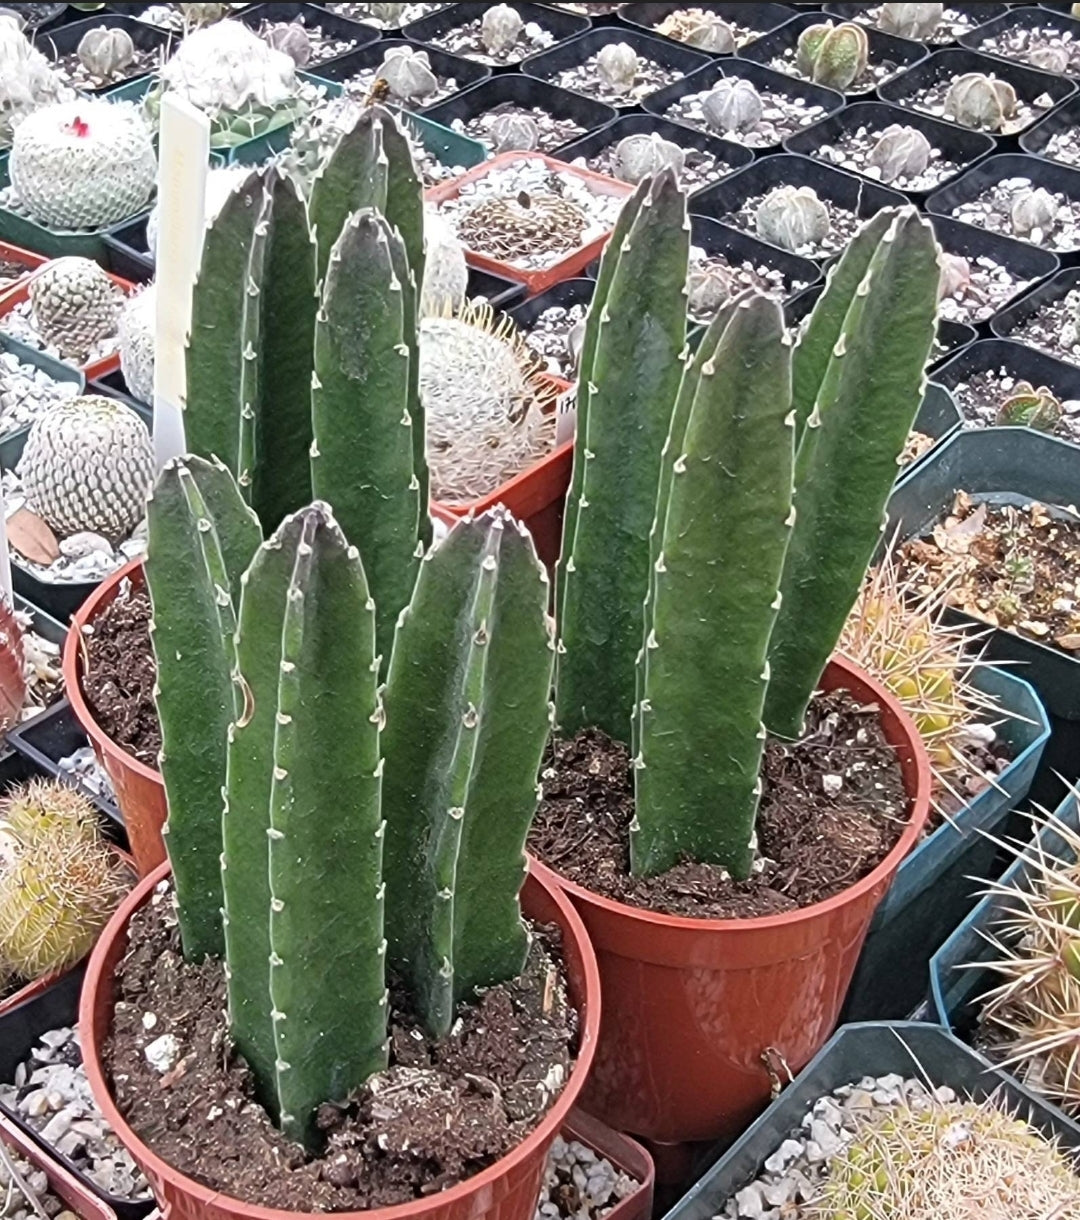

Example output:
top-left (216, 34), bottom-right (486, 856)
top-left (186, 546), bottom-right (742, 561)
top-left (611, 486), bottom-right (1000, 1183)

top-left (0, 240), bottom-right (47, 296)
top-left (80, 860), bottom-right (601, 1220)
top-left (560, 1109), bottom-right (654, 1220)
top-left (62, 559), bottom-right (167, 876)
top-left (530, 655), bottom-right (932, 1145)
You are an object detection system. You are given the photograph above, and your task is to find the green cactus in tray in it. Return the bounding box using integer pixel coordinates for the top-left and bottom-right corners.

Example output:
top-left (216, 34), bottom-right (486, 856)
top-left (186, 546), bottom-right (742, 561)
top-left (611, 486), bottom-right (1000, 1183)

top-left (556, 196), bottom-right (940, 879)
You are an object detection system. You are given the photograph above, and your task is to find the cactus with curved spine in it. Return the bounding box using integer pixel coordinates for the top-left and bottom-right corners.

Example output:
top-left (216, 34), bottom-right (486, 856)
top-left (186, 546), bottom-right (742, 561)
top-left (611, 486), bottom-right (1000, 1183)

top-left (381, 509), bottom-right (554, 1038)
top-left (796, 21), bottom-right (869, 91)
top-left (224, 503), bottom-right (387, 1147)
top-left (145, 456), bottom-right (261, 961)
top-left (556, 168), bottom-right (690, 740)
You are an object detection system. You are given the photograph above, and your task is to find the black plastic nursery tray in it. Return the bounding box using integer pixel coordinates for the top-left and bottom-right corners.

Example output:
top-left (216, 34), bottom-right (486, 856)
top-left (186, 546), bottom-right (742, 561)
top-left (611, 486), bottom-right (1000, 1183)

top-left (990, 265), bottom-right (1080, 357)
top-left (878, 47), bottom-right (1075, 139)
top-left (618, 3), bottom-right (799, 51)
top-left (687, 211), bottom-right (821, 301)
top-left (643, 58), bottom-right (846, 154)
top-left (1020, 93), bottom-right (1080, 169)
top-left (304, 38), bottom-right (491, 111)
top-left (521, 26), bottom-right (712, 109)
top-left (239, 2), bottom-right (380, 69)
top-left (927, 152), bottom-right (1080, 259)
top-left (34, 14), bottom-right (173, 94)
top-left (402, 2), bottom-right (591, 64)
top-left (959, 4), bottom-right (1080, 77)
top-left (0, 337), bottom-right (84, 472)
top-left (824, 4), bottom-right (1010, 44)
top-left (736, 9), bottom-right (929, 100)
top-left (784, 100), bottom-right (996, 204)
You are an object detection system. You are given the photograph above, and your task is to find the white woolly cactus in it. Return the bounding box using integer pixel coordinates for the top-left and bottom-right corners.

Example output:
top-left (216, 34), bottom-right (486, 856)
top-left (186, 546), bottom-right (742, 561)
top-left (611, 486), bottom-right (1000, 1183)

top-left (10, 98), bottom-right (155, 229)
top-left (420, 216), bottom-right (468, 318)
top-left (1011, 186), bottom-right (1060, 239)
top-left (656, 9), bottom-right (735, 53)
top-left (29, 257), bottom-right (122, 362)
top-left (878, 2), bottom-right (944, 40)
top-left (0, 15), bottom-right (73, 148)
top-left (490, 111), bottom-right (539, 153)
top-left (867, 123), bottom-right (933, 184)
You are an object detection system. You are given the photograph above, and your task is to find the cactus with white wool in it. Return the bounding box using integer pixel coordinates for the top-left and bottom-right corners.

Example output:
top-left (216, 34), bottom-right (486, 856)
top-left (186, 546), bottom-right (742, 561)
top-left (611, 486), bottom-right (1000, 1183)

top-left (28, 257), bottom-right (122, 362)
top-left (0, 16), bottom-right (73, 148)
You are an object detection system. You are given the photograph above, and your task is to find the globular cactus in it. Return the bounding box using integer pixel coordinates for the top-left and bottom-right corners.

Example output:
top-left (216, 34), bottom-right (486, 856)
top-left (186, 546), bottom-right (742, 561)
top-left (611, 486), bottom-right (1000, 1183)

top-left (224, 503), bottom-right (387, 1147)
top-left (944, 72), bottom-right (1018, 132)
top-left (381, 508), bottom-right (555, 1038)
top-left (1011, 186), bottom-right (1059, 239)
top-left (18, 395), bottom-right (154, 542)
top-left (938, 251), bottom-right (970, 301)
top-left (613, 132), bottom-right (685, 184)
top-left (687, 260), bottom-right (734, 318)
top-left (76, 26), bottom-right (135, 77)
top-left (145, 456), bottom-right (261, 960)
top-left (656, 9), bottom-right (735, 53)
top-left (815, 1097), bottom-right (1080, 1216)
top-left (379, 45), bottom-right (438, 102)
top-left (596, 42), bottom-right (640, 94)
top-left (264, 21), bottom-right (312, 67)
top-left (368, 2), bottom-right (405, 22)
top-left (867, 123), bottom-right (932, 184)
top-left (796, 21), bottom-right (869, 92)
top-left (878, 2), bottom-right (943, 40)
top-left (0, 16), bottom-right (73, 148)
top-left (481, 3), bottom-right (523, 54)
top-left (701, 77), bottom-right (763, 134)
top-left (997, 380), bottom-right (1063, 432)
top-left (28, 257), bottom-right (121, 362)
top-left (0, 779), bottom-right (132, 982)
top-left (419, 215), bottom-right (467, 317)
top-left (118, 284), bottom-right (154, 404)
top-left (490, 110), bottom-right (539, 153)
top-left (1030, 45), bottom-right (1070, 74)
top-left (755, 185), bottom-right (831, 254)
top-left (557, 169), bottom-right (689, 741)
top-left (179, 1), bottom-right (232, 25)
top-left (10, 99), bottom-right (155, 229)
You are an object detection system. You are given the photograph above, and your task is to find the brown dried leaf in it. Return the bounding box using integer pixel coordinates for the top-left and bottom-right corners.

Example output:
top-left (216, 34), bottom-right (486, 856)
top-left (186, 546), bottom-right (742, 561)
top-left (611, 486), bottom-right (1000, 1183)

top-left (1056, 634), bottom-right (1080, 651)
top-left (935, 501), bottom-right (987, 555)
top-left (7, 508), bottom-right (59, 565)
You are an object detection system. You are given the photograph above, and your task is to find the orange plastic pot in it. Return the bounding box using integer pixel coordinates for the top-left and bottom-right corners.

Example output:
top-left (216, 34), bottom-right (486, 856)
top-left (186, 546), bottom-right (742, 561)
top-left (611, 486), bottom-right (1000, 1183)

top-left (425, 153), bottom-right (632, 295)
top-left (530, 655), bottom-right (932, 1145)
top-left (1, 1110), bottom-right (120, 1220)
top-left (62, 558), bottom-right (167, 876)
top-left (0, 240), bottom-right (47, 294)
top-left (80, 858), bottom-right (601, 1220)
top-left (0, 267), bottom-right (134, 381)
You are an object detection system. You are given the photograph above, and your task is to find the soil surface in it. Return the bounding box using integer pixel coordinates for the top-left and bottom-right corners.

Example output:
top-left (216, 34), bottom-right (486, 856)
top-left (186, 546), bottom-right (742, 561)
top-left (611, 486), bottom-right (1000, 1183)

top-left (529, 690), bottom-right (908, 920)
top-left (1005, 285), bottom-right (1080, 366)
top-left (949, 366), bottom-right (1080, 445)
top-left (106, 884), bottom-right (576, 1211)
top-left (81, 586), bottom-right (161, 767)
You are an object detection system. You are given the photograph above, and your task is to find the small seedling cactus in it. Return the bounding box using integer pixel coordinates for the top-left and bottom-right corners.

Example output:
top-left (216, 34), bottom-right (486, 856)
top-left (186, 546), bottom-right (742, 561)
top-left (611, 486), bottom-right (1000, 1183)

top-left (796, 21), bottom-right (869, 92)
top-left (701, 77), bottom-right (763, 134)
top-left (944, 72), bottom-right (1017, 132)
top-left (687, 261), bottom-right (734, 318)
top-left (490, 111), bottom-right (539, 153)
top-left (597, 42), bottom-right (640, 94)
top-left (878, 2), bottom-right (943, 39)
top-left (656, 9), bottom-right (734, 53)
top-left (1011, 186), bottom-right (1059, 239)
top-left (77, 25), bottom-right (136, 77)
top-left (28, 257), bottom-right (121, 362)
top-left (481, 3), bottom-right (523, 54)
top-left (613, 133), bottom-right (685, 185)
top-left (938, 251), bottom-right (970, 301)
top-left (379, 45), bottom-right (439, 102)
top-left (867, 123), bottom-right (932, 184)
top-left (997, 380), bottom-right (1063, 432)
top-left (1030, 45), bottom-right (1070, 75)
top-left (264, 22), bottom-right (312, 67)
top-left (755, 184), bottom-right (831, 253)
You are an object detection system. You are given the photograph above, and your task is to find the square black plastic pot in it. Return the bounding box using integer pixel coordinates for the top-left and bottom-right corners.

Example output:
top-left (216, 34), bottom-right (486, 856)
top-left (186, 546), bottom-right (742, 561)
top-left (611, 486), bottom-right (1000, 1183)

top-left (618, 3), bottom-right (798, 52)
top-left (932, 318), bottom-right (977, 369)
top-left (825, 3), bottom-right (1010, 45)
top-left (960, 4), bottom-right (1080, 77)
top-left (784, 100), bottom-right (996, 203)
top-left (102, 214), bottom-right (152, 283)
top-left (736, 9), bottom-right (929, 99)
top-left (687, 212), bottom-right (821, 301)
top-left (239, 2), bottom-right (380, 71)
top-left (1020, 93), bottom-right (1080, 169)
top-left (887, 427), bottom-right (1080, 808)
top-left (509, 275), bottom-right (594, 329)
top-left (661, 1021), bottom-right (1080, 1220)
top-left (303, 38), bottom-right (491, 111)
top-left (553, 113), bottom-right (752, 197)
top-left (402, 2), bottom-right (591, 66)
top-left (690, 153), bottom-right (907, 265)
top-left (423, 73), bottom-right (618, 151)
top-left (33, 14), bottom-right (172, 94)
top-left (521, 26), bottom-right (712, 110)
top-left (878, 47), bottom-right (1075, 140)
top-left (990, 265), bottom-right (1080, 360)
top-left (2, 3), bottom-right (68, 32)
top-left (926, 152), bottom-right (1080, 259)
top-left (642, 58), bottom-right (845, 154)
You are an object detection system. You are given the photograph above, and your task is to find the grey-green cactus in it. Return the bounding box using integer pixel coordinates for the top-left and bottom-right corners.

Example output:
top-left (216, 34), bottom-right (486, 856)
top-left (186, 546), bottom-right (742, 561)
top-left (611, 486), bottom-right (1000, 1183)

top-left (764, 207), bottom-right (940, 738)
top-left (943, 72), bottom-right (1017, 132)
top-left (997, 380), bottom-right (1063, 431)
top-left (224, 502), bottom-right (387, 1147)
top-left (796, 21), bottom-right (869, 91)
top-left (145, 456), bottom-right (261, 961)
top-left (556, 168), bottom-right (690, 740)
top-left (381, 509), bottom-right (554, 1039)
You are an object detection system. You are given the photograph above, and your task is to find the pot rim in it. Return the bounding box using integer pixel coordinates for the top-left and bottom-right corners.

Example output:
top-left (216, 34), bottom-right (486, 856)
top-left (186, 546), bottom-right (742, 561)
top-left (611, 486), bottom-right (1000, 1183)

top-left (530, 653), bottom-right (932, 935)
top-left (78, 857), bottom-right (602, 1220)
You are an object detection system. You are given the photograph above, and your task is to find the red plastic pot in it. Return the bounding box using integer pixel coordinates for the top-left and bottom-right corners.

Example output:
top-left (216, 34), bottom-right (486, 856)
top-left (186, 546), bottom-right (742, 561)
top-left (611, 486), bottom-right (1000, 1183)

top-left (62, 559), bottom-right (167, 876)
top-left (0, 267), bottom-right (134, 381)
top-left (80, 859), bottom-right (601, 1220)
top-left (0, 240), bottom-right (47, 295)
top-left (0, 1110), bottom-right (119, 1220)
top-left (531, 655), bottom-right (932, 1145)
top-left (425, 153), bottom-right (633, 295)
top-left (560, 1110), bottom-right (654, 1220)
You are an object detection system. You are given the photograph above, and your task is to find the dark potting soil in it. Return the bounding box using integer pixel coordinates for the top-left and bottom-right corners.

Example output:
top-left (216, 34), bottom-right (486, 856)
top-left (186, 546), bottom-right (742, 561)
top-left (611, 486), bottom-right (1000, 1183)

top-left (1007, 287), bottom-right (1080, 367)
top-left (528, 690), bottom-right (908, 920)
top-left (949, 366), bottom-right (1080, 445)
top-left (105, 884), bottom-right (576, 1211)
top-left (80, 586), bottom-right (161, 767)
top-left (51, 44), bottom-right (161, 91)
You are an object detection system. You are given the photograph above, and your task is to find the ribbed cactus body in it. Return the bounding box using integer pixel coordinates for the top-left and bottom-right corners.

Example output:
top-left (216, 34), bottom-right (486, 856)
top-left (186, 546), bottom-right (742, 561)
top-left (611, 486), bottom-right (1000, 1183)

top-left (764, 207), bottom-right (940, 738)
top-left (556, 169), bottom-right (689, 741)
top-left (224, 504), bottom-right (386, 1145)
top-left (381, 510), bottom-right (554, 1038)
top-left (145, 456), bottom-right (261, 961)
top-left (29, 256), bottom-right (122, 363)
top-left (633, 294), bottom-right (794, 879)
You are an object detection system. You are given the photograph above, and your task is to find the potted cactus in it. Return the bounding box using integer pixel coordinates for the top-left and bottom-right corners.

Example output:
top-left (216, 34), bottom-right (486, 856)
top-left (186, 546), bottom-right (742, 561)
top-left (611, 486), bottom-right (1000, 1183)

top-left (527, 175), bottom-right (936, 1143)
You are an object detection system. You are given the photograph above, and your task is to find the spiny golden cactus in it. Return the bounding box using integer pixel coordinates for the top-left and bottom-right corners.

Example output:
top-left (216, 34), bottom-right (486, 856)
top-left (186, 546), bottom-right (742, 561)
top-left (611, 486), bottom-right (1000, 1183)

top-left (976, 803), bottom-right (1080, 1119)
top-left (0, 778), bottom-right (132, 982)
top-left (815, 1096), bottom-right (1080, 1218)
